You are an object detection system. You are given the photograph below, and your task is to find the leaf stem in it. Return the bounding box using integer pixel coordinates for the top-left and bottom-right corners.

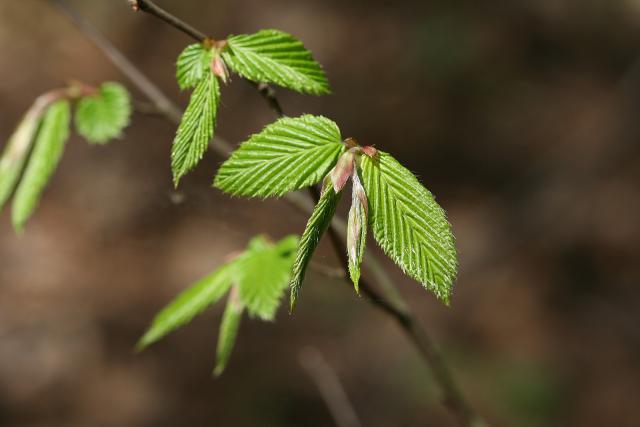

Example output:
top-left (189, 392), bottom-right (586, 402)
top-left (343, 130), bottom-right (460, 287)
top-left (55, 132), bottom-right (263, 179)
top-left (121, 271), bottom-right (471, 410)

top-left (55, 2), bottom-right (487, 425)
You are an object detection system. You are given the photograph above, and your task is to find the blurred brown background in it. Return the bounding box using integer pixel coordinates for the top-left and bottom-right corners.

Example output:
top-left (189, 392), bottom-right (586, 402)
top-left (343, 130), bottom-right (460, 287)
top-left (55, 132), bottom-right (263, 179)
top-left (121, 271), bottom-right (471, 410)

top-left (1, 0), bottom-right (639, 426)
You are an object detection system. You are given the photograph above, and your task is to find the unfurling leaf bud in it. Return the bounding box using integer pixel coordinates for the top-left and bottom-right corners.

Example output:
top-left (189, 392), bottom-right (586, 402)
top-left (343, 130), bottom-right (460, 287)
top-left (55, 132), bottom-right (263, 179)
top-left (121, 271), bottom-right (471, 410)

top-left (330, 150), bottom-right (355, 193)
top-left (361, 145), bottom-right (377, 158)
top-left (347, 168), bottom-right (368, 292)
top-left (211, 55), bottom-right (230, 84)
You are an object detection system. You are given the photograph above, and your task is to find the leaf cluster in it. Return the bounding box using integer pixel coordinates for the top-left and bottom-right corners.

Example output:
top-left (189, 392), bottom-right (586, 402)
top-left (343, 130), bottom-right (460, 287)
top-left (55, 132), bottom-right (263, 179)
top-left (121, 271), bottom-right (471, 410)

top-left (214, 116), bottom-right (458, 307)
top-left (0, 82), bottom-right (131, 232)
top-left (137, 235), bottom-right (299, 375)
top-left (171, 29), bottom-right (330, 185)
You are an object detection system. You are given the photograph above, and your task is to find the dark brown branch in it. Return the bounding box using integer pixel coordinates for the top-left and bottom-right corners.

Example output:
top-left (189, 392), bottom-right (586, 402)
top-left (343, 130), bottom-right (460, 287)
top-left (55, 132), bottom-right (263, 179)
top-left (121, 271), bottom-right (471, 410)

top-left (128, 0), bottom-right (208, 42)
top-left (56, 2), bottom-right (487, 426)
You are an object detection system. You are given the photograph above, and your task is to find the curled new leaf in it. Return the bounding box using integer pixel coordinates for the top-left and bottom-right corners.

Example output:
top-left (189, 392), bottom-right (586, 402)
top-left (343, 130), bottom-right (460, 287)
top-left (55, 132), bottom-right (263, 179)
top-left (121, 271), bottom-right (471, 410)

top-left (12, 100), bottom-right (71, 232)
top-left (361, 152), bottom-right (457, 303)
top-left (214, 115), bottom-right (344, 197)
top-left (290, 180), bottom-right (341, 310)
top-left (347, 168), bottom-right (368, 291)
top-left (222, 29), bottom-right (330, 95)
top-left (330, 150), bottom-right (355, 193)
top-left (172, 72), bottom-right (220, 186)
top-left (75, 82), bottom-right (132, 144)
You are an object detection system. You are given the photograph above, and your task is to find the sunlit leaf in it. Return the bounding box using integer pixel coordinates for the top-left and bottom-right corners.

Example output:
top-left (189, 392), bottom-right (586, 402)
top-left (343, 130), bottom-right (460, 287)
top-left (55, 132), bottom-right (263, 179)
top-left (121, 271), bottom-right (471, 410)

top-left (214, 115), bottom-right (343, 197)
top-left (171, 72), bottom-right (220, 186)
top-left (222, 29), bottom-right (329, 95)
top-left (176, 43), bottom-right (213, 90)
top-left (361, 152), bottom-right (457, 303)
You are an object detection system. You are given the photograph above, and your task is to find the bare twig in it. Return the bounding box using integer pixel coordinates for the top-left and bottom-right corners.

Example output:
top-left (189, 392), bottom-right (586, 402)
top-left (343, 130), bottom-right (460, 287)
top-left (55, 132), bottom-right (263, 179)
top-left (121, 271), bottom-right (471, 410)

top-left (54, 1), bottom-right (487, 425)
top-left (299, 347), bottom-right (362, 427)
top-left (128, 0), bottom-right (208, 42)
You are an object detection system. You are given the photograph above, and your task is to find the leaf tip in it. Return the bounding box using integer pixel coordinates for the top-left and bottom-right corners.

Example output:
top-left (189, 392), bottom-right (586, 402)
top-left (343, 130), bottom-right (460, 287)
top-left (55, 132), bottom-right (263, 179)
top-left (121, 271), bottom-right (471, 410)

top-left (135, 332), bottom-right (155, 352)
top-left (212, 364), bottom-right (225, 377)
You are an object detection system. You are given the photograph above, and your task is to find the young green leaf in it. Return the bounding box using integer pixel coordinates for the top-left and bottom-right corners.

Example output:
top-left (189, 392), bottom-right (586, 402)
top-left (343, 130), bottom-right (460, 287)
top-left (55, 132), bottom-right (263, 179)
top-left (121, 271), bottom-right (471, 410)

top-left (75, 82), bottom-right (131, 144)
top-left (222, 29), bottom-right (330, 95)
top-left (360, 152), bottom-right (457, 303)
top-left (235, 240), bottom-right (297, 320)
top-left (172, 72), bottom-right (220, 186)
top-left (290, 181), bottom-right (341, 310)
top-left (11, 100), bottom-right (71, 232)
top-left (137, 263), bottom-right (234, 350)
top-left (214, 115), bottom-right (343, 197)
top-left (176, 43), bottom-right (213, 90)
top-left (0, 97), bottom-right (47, 211)
top-left (214, 287), bottom-right (243, 376)
top-left (347, 169), bottom-right (368, 291)
top-left (274, 234), bottom-right (300, 256)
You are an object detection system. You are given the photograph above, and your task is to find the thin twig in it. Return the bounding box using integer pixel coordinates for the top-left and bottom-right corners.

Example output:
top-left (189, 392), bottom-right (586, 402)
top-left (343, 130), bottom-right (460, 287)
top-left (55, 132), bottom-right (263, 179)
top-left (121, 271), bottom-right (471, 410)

top-left (54, 1), bottom-right (486, 425)
top-left (299, 347), bottom-right (362, 427)
top-left (128, 0), bottom-right (208, 42)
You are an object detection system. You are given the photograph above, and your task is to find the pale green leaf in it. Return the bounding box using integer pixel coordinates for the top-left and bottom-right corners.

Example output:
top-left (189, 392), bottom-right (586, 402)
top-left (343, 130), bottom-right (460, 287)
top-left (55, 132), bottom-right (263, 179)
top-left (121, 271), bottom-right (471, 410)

top-left (0, 98), bottom-right (45, 211)
top-left (172, 72), bottom-right (220, 186)
top-left (214, 115), bottom-right (343, 197)
top-left (361, 152), bottom-right (457, 303)
top-left (235, 239), bottom-right (297, 321)
top-left (137, 263), bottom-right (234, 350)
top-left (222, 29), bottom-right (330, 95)
top-left (290, 181), bottom-right (341, 310)
top-left (75, 82), bottom-right (131, 144)
top-left (176, 43), bottom-right (213, 90)
top-left (214, 287), bottom-right (243, 376)
top-left (274, 234), bottom-right (299, 256)
top-left (11, 100), bottom-right (70, 232)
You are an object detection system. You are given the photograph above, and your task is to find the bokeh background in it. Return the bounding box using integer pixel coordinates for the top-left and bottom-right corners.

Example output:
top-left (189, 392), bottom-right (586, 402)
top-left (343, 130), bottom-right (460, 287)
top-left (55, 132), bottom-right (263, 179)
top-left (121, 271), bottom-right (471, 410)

top-left (1, 1), bottom-right (640, 426)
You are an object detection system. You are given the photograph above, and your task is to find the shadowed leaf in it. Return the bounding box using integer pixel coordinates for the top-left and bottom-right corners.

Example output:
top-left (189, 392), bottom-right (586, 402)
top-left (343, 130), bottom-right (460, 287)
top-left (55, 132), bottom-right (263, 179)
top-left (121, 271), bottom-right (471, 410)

top-left (75, 82), bottom-right (131, 144)
top-left (11, 100), bottom-right (71, 232)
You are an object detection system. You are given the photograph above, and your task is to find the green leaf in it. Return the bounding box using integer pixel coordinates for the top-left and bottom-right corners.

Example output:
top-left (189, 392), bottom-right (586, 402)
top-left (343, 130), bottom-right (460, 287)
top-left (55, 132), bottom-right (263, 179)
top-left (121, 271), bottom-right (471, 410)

top-left (75, 82), bottom-right (131, 144)
top-left (172, 72), bottom-right (220, 186)
top-left (11, 100), bottom-right (71, 232)
top-left (176, 43), bottom-right (213, 90)
top-left (0, 98), bottom-right (45, 211)
top-left (222, 29), bottom-right (330, 95)
top-left (235, 239), bottom-right (297, 321)
top-left (274, 234), bottom-right (300, 256)
top-left (290, 181), bottom-right (341, 310)
top-left (137, 263), bottom-right (234, 350)
top-left (361, 152), bottom-right (457, 303)
top-left (214, 287), bottom-right (243, 376)
top-left (347, 169), bottom-right (367, 291)
top-left (214, 115), bottom-right (343, 197)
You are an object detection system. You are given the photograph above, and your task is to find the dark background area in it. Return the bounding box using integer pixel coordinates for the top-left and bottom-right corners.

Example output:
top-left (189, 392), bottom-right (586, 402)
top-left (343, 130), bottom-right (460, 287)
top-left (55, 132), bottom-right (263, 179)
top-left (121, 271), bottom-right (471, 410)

top-left (1, 0), bottom-right (639, 426)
